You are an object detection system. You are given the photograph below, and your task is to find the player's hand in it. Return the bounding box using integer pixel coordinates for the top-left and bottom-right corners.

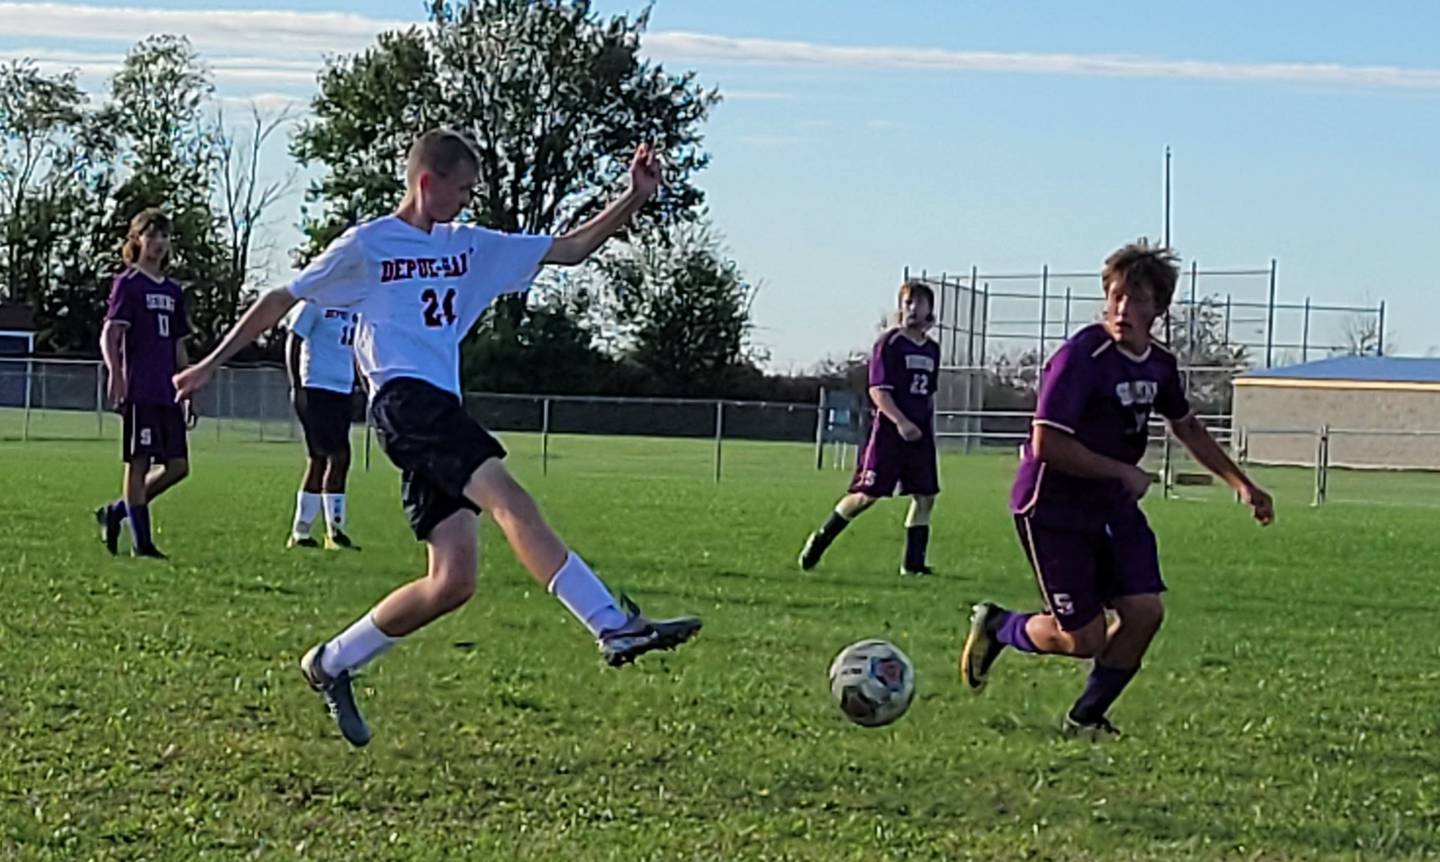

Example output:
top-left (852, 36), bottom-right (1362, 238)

top-left (106, 373), bottom-right (126, 410)
top-left (629, 143), bottom-right (663, 200)
top-left (898, 420), bottom-right (924, 443)
top-left (183, 399), bottom-right (199, 430)
top-left (173, 362), bottom-right (213, 402)
top-left (1240, 482), bottom-right (1275, 526)
top-left (1119, 464), bottom-right (1152, 500)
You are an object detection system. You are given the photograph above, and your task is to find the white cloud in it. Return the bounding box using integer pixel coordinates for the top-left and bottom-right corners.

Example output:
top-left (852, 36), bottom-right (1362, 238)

top-left (644, 32), bottom-right (1440, 91)
top-left (0, 2), bottom-right (406, 57)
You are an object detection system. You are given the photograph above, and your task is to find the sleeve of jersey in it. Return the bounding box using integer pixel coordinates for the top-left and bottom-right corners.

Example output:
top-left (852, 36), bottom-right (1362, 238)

top-left (466, 228), bottom-right (554, 301)
top-left (287, 230), bottom-right (367, 308)
top-left (104, 276), bottom-right (134, 325)
top-left (1155, 356), bottom-right (1193, 421)
top-left (867, 335), bottom-right (894, 389)
top-left (1032, 343), bottom-right (1089, 435)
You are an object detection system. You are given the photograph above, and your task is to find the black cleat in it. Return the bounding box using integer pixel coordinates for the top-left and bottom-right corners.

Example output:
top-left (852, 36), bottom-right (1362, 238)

top-left (287, 535), bottom-right (321, 549)
top-left (599, 595), bottom-right (702, 667)
top-left (132, 545), bottom-right (168, 560)
top-left (299, 643), bottom-right (372, 747)
top-left (96, 504), bottom-right (125, 556)
top-left (1062, 712), bottom-right (1122, 742)
top-left (798, 532), bottom-right (827, 571)
top-left (960, 601), bottom-right (1009, 692)
top-left (899, 563), bottom-right (936, 577)
top-left (324, 530), bottom-right (359, 551)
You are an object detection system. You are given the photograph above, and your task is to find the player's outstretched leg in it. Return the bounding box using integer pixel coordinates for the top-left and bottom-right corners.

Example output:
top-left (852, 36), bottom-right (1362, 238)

top-left (799, 493), bottom-right (875, 570)
top-left (288, 457), bottom-right (324, 549)
top-left (463, 459), bottom-right (701, 666)
top-left (899, 494), bottom-right (936, 576)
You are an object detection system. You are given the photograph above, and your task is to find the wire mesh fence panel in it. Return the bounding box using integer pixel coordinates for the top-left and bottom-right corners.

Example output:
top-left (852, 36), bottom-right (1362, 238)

top-left (1318, 429), bottom-right (1440, 509)
top-left (715, 401), bottom-right (820, 483)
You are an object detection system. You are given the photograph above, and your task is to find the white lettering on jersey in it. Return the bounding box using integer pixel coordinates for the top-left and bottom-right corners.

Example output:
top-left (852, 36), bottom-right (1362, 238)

top-left (144, 293), bottom-right (176, 312)
top-left (1114, 380), bottom-right (1158, 407)
top-left (904, 354), bottom-right (936, 372)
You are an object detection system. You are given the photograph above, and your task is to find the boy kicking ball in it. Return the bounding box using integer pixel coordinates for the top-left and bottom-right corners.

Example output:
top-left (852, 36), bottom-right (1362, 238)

top-left (960, 240), bottom-right (1274, 739)
top-left (175, 129), bottom-right (701, 747)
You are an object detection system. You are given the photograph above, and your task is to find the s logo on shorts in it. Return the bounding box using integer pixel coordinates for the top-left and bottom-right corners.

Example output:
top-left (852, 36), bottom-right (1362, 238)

top-left (1051, 592), bottom-right (1075, 616)
top-left (139, 429), bottom-right (152, 446)
top-left (857, 469), bottom-right (877, 487)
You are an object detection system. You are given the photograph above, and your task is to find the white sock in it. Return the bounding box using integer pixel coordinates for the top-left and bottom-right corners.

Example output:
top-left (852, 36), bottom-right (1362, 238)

top-left (322, 492), bottom-right (346, 535)
top-left (294, 491), bottom-right (322, 538)
top-left (547, 553), bottom-right (628, 637)
top-left (321, 612), bottom-right (398, 677)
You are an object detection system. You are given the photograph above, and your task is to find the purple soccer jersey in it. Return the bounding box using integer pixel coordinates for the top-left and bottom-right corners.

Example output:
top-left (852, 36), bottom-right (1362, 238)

top-left (868, 328), bottom-right (940, 428)
top-left (106, 269), bottom-right (189, 405)
top-left (1010, 323), bottom-right (1190, 531)
top-left (849, 329), bottom-right (941, 497)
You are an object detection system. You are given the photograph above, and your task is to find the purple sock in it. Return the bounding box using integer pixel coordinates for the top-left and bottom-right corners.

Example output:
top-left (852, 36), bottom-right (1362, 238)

top-left (129, 505), bottom-right (152, 551)
top-left (1070, 663), bottom-right (1139, 723)
top-left (995, 611), bottom-right (1040, 653)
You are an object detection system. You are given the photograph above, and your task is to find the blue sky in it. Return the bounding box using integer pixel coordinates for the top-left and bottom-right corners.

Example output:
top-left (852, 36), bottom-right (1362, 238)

top-left (3, 1), bottom-right (1438, 368)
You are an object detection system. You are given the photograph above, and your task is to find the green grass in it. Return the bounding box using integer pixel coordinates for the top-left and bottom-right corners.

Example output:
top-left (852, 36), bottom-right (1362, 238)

top-left (3, 420), bottom-right (1440, 861)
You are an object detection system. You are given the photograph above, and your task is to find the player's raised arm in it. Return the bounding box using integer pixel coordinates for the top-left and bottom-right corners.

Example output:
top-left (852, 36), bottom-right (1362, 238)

top-left (543, 144), bottom-right (662, 266)
top-left (1168, 413), bottom-right (1275, 524)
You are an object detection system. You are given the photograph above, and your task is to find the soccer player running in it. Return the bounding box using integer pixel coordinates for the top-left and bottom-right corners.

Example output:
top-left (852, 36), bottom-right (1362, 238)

top-left (284, 300), bottom-right (360, 550)
top-left (960, 241), bottom-right (1275, 739)
top-left (799, 280), bottom-right (942, 577)
top-left (95, 208), bottom-right (194, 559)
top-left (174, 129), bottom-right (701, 747)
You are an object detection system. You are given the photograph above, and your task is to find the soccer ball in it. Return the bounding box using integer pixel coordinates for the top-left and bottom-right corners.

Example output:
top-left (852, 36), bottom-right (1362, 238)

top-left (828, 639), bottom-right (915, 727)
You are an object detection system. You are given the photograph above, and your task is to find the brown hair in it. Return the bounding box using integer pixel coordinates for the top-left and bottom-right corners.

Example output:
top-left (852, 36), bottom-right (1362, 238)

top-left (898, 279), bottom-right (936, 324)
top-left (1102, 239), bottom-right (1179, 310)
top-left (406, 128), bottom-right (480, 183)
top-left (122, 208), bottom-right (172, 266)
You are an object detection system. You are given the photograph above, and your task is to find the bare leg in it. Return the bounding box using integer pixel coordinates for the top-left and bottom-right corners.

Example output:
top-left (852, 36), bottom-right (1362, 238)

top-left (369, 510), bottom-right (479, 636)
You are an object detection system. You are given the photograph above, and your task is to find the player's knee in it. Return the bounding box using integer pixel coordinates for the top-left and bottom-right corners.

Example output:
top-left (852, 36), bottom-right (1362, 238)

top-left (429, 561), bottom-right (476, 612)
top-left (1118, 595), bottom-right (1165, 635)
top-left (167, 460), bottom-right (190, 483)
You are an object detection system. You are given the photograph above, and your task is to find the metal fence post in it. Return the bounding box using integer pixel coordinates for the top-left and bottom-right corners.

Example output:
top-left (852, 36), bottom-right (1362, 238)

top-left (95, 362), bottom-right (104, 439)
top-left (364, 406), bottom-right (372, 472)
top-left (1301, 298), bottom-right (1311, 362)
top-left (541, 397), bottom-right (552, 477)
top-left (1377, 301), bottom-right (1386, 356)
top-left (1312, 425), bottom-right (1329, 507)
top-left (1265, 259), bottom-right (1278, 368)
top-left (713, 401), bottom-right (724, 483)
top-left (23, 358), bottom-right (33, 441)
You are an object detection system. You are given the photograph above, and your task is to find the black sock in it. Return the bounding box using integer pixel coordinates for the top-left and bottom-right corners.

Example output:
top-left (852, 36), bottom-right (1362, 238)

top-left (814, 511), bottom-right (851, 546)
top-left (1070, 663), bottom-right (1139, 723)
top-left (130, 505), bottom-right (153, 551)
top-left (904, 525), bottom-right (930, 571)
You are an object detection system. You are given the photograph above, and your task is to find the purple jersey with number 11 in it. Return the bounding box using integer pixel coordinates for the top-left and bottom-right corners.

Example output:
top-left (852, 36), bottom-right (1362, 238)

top-left (105, 269), bottom-right (189, 405)
top-left (1010, 324), bottom-right (1190, 531)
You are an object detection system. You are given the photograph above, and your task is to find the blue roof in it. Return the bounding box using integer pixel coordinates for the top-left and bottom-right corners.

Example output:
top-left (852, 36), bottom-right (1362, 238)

top-left (1238, 356), bottom-right (1440, 384)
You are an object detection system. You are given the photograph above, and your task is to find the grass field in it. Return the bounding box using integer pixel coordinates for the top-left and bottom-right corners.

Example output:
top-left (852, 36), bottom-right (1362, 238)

top-left (3, 419), bottom-right (1440, 861)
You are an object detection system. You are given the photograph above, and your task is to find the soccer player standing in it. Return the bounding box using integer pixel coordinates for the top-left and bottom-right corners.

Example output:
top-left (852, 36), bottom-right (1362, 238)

top-left (799, 280), bottom-right (942, 577)
top-left (960, 241), bottom-right (1275, 739)
top-left (95, 208), bottom-right (193, 559)
top-left (174, 129), bottom-right (701, 747)
top-left (284, 300), bottom-right (360, 549)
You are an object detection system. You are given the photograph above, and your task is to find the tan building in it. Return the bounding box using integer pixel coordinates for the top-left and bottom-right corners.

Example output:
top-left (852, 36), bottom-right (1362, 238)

top-left (1232, 357), bottom-right (1440, 469)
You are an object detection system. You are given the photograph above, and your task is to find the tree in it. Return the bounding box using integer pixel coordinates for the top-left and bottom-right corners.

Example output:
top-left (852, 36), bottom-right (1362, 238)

top-left (1164, 296), bottom-right (1249, 412)
top-left (291, 0), bottom-right (721, 391)
top-left (1336, 311), bottom-right (1393, 357)
top-left (107, 35), bottom-right (235, 351)
top-left (597, 223), bottom-right (755, 393)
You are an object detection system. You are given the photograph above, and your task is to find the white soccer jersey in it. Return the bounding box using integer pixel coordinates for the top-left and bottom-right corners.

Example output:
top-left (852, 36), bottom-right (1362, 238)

top-left (286, 216), bottom-right (553, 397)
top-left (285, 300), bottom-right (357, 394)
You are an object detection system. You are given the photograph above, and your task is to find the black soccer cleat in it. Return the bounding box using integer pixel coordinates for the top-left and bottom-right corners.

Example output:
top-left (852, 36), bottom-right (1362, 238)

top-left (299, 643), bottom-right (372, 747)
top-left (96, 504), bottom-right (125, 556)
top-left (960, 601), bottom-right (1009, 692)
top-left (287, 535), bottom-right (321, 549)
top-left (598, 595), bottom-right (702, 667)
top-left (1062, 712), bottom-right (1122, 742)
top-left (324, 530), bottom-right (359, 551)
top-left (798, 532), bottom-right (827, 571)
top-left (132, 545), bottom-right (168, 560)
top-left (899, 563), bottom-right (936, 577)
